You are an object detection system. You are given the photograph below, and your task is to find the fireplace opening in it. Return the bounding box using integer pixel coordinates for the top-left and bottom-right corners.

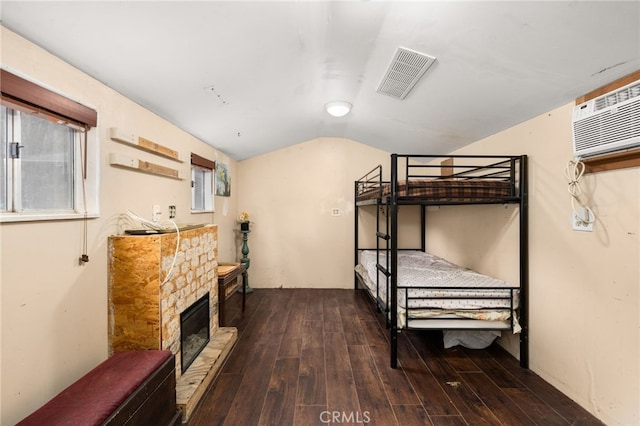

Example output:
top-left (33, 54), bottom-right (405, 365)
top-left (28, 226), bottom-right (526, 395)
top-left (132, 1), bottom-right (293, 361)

top-left (180, 294), bottom-right (210, 374)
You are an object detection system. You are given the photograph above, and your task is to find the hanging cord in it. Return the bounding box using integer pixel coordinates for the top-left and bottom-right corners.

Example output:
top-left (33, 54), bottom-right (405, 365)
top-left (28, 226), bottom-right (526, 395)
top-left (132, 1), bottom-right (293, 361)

top-left (161, 220), bottom-right (180, 286)
top-left (79, 126), bottom-right (89, 264)
top-left (565, 159), bottom-right (595, 224)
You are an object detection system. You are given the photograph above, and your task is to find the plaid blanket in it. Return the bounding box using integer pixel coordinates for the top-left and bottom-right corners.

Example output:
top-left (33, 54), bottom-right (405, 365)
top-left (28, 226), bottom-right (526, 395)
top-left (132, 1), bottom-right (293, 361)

top-left (357, 179), bottom-right (511, 202)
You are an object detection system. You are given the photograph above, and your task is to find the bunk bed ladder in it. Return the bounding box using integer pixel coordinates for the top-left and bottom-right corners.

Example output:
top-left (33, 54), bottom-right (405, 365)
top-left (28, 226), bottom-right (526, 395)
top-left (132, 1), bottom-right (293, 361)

top-left (376, 200), bottom-right (391, 320)
top-left (354, 181), bottom-right (359, 290)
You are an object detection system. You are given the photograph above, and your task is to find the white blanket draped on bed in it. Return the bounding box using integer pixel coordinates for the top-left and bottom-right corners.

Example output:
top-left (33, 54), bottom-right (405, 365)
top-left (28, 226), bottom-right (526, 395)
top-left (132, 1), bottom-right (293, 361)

top-left (355, 250), bottom-right (520, 332)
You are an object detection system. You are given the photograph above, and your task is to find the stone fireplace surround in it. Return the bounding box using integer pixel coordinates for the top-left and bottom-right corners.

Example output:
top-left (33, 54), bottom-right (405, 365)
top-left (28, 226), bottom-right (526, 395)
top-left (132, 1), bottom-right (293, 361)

top-left (108, 224), bottom-right (237, 422)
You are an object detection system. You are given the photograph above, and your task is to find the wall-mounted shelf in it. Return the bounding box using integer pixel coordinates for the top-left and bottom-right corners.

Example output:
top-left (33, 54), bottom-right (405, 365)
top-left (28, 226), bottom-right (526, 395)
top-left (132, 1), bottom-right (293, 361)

top-left (109, 153), bottom-right (185, 180)
top-left (110, 127), bottom-right (182, 162)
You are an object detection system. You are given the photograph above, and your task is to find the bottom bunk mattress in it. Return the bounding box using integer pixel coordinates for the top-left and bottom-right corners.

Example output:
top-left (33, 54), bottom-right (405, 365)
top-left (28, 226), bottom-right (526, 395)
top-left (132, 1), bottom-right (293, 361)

top-left (355, 250), bottom-right (521, 332)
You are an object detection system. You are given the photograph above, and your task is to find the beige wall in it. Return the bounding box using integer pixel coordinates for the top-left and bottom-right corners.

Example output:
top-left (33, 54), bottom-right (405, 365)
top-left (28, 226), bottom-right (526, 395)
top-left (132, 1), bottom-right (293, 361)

top-left (427, 105), bottom-right (639, 425)
top-left (236, 137), bottom-right (394, 289)
top-left (0, 27), bottom-right (239, 424)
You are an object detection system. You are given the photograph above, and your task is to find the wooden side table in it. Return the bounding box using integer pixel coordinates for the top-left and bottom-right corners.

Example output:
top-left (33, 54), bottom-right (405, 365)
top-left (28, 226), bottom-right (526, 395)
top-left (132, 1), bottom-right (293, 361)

top-left (217, 262), bottom-right (248, 326)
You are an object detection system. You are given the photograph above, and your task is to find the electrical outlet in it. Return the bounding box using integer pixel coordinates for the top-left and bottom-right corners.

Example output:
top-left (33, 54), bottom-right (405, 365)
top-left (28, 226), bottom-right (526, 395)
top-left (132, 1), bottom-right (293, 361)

top-left (152, 204), bottom-right (162, 223)
top-left (572, 207), bottom-right (593, 232)
top-left (169, 205), bottom-right (176, 219)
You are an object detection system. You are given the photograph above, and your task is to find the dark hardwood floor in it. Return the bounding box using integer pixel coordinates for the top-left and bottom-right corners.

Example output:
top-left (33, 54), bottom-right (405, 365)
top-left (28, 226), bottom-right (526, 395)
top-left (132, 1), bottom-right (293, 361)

top-left (188, 289), bottom-right (602, 426)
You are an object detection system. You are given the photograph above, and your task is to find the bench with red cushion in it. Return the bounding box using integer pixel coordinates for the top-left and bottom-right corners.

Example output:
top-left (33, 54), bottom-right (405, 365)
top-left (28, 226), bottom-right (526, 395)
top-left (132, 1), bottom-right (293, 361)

top-left (18, 350), bottom-right (181, 426)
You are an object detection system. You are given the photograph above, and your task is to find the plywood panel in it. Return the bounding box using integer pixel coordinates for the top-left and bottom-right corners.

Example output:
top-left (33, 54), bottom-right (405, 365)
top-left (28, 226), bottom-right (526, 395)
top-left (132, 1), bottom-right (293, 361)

top-left (108, 234), bottom-right (162, 352)
top-left (108, 225), bottom-right (219, 380)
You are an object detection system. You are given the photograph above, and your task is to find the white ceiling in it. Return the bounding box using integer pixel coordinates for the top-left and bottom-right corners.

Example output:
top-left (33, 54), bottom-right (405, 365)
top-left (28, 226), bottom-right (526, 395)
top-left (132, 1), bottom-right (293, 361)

top-left (1, 1), bottom-right (639, 161)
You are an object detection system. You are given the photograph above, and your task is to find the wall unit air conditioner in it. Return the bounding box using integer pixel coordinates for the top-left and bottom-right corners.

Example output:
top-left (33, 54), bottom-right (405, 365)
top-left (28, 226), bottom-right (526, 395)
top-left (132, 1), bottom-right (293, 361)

top-left (572, 79), bottom-right (640, 158)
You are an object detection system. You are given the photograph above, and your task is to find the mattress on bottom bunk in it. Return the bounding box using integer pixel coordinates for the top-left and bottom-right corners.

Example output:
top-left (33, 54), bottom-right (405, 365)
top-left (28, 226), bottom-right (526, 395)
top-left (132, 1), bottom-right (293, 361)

top-left (355, 250), bottom-right (520, 330)
top-left (397, 307), bottom-right (520, 332)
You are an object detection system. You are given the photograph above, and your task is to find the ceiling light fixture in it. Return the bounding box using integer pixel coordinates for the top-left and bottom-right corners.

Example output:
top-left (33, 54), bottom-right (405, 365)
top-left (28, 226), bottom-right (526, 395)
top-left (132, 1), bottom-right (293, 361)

top-left (325, 101), bottom-right (352, 117)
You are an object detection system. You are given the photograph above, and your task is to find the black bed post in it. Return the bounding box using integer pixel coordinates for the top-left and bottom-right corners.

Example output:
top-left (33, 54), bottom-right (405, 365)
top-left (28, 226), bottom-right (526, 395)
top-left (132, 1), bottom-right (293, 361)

top-left (421, 205), bottom-right (426, 252)
top-left (390, 154), bottom-right (399, 369)
top-left (519, 155), bottom-right (529, 369)
top-left (354, 180), bottom-right (359, 290)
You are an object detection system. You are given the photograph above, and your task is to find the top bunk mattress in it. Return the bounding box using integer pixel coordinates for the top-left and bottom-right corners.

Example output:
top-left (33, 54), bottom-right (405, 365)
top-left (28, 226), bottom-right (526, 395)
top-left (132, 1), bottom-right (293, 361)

top-left (356, 178), bottom-right (512, 202)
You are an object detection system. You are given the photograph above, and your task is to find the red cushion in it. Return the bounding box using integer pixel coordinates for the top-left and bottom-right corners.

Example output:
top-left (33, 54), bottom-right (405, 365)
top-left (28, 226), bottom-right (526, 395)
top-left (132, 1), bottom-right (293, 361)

top-left (17, 350), bottom-right (172, 426)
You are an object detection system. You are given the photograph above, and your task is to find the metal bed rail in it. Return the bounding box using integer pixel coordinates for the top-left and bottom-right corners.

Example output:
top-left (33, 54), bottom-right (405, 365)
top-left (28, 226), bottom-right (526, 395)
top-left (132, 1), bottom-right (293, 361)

top-left (400, 286), bottom-right (518, 330)
top-left (355, 163), bottom-right (386, 202)
top-left (355, 155), bottom-right (525, 205)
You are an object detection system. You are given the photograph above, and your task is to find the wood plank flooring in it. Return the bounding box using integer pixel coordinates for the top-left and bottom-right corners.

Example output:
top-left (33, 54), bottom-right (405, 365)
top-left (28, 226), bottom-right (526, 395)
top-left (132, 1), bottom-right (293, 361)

top-left (188, 289), bottom-right (602, 426)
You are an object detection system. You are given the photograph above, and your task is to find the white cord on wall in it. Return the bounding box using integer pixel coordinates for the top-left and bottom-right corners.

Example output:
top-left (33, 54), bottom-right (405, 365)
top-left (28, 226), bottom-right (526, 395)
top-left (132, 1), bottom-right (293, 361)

top-left (161, 221), bottom-right (180, 286)
top-left (565, 160), bottom-right (595, 224)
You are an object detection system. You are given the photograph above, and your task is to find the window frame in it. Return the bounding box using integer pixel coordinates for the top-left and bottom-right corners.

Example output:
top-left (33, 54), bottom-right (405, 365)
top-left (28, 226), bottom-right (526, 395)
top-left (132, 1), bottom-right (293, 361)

top-left (190, 153), bottom-right (215, 214)
top-left (0, 69), bottom-right (99, 223)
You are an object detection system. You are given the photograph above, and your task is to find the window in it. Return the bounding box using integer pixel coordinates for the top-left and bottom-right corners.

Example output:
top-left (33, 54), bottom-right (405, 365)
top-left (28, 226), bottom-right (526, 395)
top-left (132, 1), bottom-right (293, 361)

top-left (191, 153), bottom-right (215, 213)
top-left (0, 70), bottom-right (98, 222)
top-left (191, 165), bottom-right (213, 211)
top-left (2, 106), bottom-right (75, 211)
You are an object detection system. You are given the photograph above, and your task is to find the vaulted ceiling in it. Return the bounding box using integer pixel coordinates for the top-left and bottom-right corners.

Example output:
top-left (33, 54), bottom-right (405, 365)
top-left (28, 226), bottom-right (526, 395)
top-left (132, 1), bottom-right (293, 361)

top-left (2, 1), bottom-right (639, 160)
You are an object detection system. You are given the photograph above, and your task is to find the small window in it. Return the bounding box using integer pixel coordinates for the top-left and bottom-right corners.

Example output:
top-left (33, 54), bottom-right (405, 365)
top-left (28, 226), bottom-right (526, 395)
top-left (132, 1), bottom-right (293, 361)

top-left (2, 106), bottom-right (76, 212)
top-left (0, 70), bottom-right (98, 222)
top-left (191, 153), bottom-right (215, 213)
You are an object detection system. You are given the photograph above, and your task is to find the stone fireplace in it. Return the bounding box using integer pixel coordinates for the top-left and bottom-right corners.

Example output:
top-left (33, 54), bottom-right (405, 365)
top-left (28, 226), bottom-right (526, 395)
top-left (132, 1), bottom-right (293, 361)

top-left (108, 224), bottom-right (237, 422)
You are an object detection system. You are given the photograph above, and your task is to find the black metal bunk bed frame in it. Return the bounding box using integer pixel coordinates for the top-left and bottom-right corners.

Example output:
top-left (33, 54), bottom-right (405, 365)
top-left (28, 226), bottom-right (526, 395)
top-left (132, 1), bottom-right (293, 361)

top-left (354, 154), bottom-right (528, 369)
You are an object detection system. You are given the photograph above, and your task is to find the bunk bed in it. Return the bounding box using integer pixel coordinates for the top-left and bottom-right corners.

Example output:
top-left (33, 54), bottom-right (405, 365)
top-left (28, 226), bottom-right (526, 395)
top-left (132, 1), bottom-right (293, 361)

top-left (354, 154), bottom-right (528, 369)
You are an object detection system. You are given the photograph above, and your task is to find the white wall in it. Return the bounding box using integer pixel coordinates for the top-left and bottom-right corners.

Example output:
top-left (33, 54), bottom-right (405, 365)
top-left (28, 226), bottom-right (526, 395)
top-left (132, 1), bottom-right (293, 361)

top-left (0, 27), bottom-right (239, 424)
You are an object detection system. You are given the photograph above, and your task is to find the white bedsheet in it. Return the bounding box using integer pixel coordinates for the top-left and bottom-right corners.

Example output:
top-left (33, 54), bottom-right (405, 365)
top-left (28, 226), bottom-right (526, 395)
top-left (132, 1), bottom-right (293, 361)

top-left (356, 250), bottom-right (520, 330)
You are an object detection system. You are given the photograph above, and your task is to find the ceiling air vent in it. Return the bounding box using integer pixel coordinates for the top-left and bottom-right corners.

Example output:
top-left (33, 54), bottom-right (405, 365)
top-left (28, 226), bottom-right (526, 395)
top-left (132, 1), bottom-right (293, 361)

top-left (376, 47), bottom-right (436, 100)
